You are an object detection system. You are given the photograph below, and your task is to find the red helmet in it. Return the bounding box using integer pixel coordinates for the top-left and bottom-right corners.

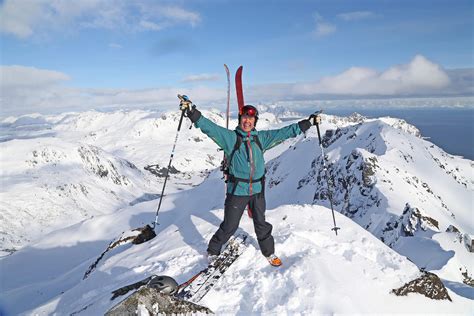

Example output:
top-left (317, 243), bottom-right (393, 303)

top-left (239, 105), bottom-right (259, 125)
top-left (240, 105), bottom-right (258, 117)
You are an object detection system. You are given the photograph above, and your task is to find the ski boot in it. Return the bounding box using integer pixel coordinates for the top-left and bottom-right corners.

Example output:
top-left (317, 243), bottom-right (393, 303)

top-left (266, 254), bottom-right (282, 267)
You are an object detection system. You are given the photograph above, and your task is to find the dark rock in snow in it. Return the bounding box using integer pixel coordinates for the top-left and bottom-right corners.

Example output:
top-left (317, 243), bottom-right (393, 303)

top-left (461, 268), bottom-right (474, 287)
top-left (445, 225), bottom-right (460, 234)
top-left (83, 225), bottom-right (156, 280)
top-left (391, 272), bottom-right (452, 301)
top-left (132, 225), bottom-right (156, 245)
top-left (106, 286), bottom-right (213, 315)
top-left (77, 145), bottom-right (130, 185)
top-left (362, 156), bottom-right (378, 187)
top-left (401, 204), bottom-right (439, 236)
top-left (144, 164), bottom-right (180, 177)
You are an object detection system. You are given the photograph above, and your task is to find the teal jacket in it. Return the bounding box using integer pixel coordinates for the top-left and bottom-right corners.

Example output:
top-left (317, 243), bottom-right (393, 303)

top-left (195, 115), bottom-right (307, 196)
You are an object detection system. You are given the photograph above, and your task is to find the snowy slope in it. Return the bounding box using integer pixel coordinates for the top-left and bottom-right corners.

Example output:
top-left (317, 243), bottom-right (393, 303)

top-left (1, 168), bottom-right (472, 315)
top-left (0, 108), bottom-right (473, 314)
top-left (1, 109), bottom-right (280, 253)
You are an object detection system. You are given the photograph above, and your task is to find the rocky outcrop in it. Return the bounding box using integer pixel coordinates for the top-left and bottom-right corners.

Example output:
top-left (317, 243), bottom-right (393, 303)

top-left (392, 272), bottom-right (451, 301)
top-left (83, 225), bottom-right (156, 280)
top-left (144, 164), bottom-right (179, 177)
top-left (106, 287), bottom-right (213, 315)
top-left (460, 267), bottom-right (474, 287)
top-left (78, 145), bottom-right (133, 185)
top-left (381, 204), bottom-right (439, 246)
top-left (401, 204), bottom-right (439, 236)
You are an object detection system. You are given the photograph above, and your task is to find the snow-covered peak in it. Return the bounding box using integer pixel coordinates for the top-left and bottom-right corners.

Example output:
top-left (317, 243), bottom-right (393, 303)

top-left (256, 104), bottom-right (303, 120)
top-left (264, 115), bottom-right (473, 292)
top-left (0, 108), bottom-right (472, 314)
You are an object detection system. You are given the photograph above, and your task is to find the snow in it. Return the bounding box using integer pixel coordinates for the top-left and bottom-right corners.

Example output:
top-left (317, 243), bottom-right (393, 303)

top-left (0, 108), bottom-right (473, 314)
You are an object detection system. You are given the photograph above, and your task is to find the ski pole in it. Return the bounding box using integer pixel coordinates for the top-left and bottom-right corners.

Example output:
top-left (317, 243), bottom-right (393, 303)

top-left (152, 95), bottom-right (188, 229)
top-left (313, 111), bottom-right (340, 235)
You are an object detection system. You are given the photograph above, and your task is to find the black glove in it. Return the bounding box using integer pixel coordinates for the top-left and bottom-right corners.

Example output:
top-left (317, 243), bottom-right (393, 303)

top-left (298, 113), bottom-right (322, 133)
top-left (308, 113), bottom-right (322, 125)
top-left (298, 119), bottom-right (312, 133)
top-left (178, 95), bottom-right (201, 123)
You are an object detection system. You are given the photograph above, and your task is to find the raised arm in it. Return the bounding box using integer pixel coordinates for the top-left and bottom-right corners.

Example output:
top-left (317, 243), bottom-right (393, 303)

top-left (180, 95), bottom-right (236, 154)
top-left (258, 114), bottom-right (322, 151)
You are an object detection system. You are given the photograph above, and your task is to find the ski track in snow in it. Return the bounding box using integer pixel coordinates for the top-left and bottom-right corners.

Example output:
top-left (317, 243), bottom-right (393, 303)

top-left (0, 108), bottom-right (473, 314)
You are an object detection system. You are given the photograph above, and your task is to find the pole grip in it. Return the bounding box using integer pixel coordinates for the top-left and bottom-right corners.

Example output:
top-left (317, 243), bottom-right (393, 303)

top-left (316, 123), bottom-right (322, 145)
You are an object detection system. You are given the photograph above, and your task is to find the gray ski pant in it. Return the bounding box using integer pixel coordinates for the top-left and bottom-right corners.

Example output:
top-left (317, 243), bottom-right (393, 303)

top-left (207, 192), bottom-right (274, 257)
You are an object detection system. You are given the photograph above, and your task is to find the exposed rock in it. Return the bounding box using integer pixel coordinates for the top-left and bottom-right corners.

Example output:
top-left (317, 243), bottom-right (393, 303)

top-left (144, 164), bottom-right (180, 177)
top-left (402, 204), bottom-right (439, 236)
top-left (362, 156), bottom-right (378, 187)
top-left (464, 234), bottom-right (474, 252)
top-left (106, 287), bottom-right (213, 315)
top-left (347, 112), bottom-right (366, 123)
top-left (460, 267), bottom-right (474, 287)
top-left (445, 225), bottom-right (460, 234)
top-left (391, 272), bottom-right (451, 301)
top-left (83, 225), bottom-right (156, 280)
top-left (78, 145), bottom-right (130, 185)
top-left (322, 127), bottom-right (354, 148)
top-left (131, 225), bottom-right (157, 245)
top-left (111, 275), bottom-right (178, 301)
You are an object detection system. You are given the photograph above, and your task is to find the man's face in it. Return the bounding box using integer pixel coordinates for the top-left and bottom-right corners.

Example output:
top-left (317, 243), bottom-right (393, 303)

top-left (240, 114), bottom-right (255, 132)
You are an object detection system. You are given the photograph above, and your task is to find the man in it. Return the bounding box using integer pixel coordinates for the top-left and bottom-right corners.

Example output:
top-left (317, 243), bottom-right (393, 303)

top-left (180, 97), bottom-right (320, 266)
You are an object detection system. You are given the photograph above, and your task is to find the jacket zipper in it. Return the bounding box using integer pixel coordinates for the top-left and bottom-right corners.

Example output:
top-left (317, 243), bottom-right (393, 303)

top-left (247, 131), bottom-right (254, 196)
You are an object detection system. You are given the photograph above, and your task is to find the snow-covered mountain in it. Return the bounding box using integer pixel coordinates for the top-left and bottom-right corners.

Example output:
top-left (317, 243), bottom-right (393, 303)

top-left (0, 108), bottom-right (472, 314)
top-left (256, 104), bottom-right (303, 120)
top-left (264, 113), bottom-right (473, 287)
top-left (0, 109), bottom-right (246, 253)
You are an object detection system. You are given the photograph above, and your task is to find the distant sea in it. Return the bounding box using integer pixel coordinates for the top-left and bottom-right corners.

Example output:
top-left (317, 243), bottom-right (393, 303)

top-left (323, 107), bottom-right (474, 160)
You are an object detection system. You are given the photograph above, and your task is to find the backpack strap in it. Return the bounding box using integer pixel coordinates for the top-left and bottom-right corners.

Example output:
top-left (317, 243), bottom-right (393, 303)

top-left (228, 131), bottom-right (242, 169)
top-left (253, 135), bottom-right (263, 152)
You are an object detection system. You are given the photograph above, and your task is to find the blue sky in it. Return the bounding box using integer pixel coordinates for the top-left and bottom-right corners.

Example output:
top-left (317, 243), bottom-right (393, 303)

top-left (1, 0), bottom-right (473, 116)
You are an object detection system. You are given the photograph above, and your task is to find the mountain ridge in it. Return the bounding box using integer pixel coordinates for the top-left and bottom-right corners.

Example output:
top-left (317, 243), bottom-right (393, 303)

top-left (0, 108), bottom-right (472, 314)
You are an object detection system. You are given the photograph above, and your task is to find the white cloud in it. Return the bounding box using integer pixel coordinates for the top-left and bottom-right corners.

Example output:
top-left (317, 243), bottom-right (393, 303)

top-left (0, 0), bottom-right (44, 38)
top-left (1, 56), bottom-right (468, 117)
top-left (139, 20), bottom-right (165, 31)
top-left (108, 43), bottom-right (123, 49)
top-left (294, 55), bottom-right (450, 95)
top-left (0, 65), bottom-right (224, 116)
top-left (313, 12), bottom-right (336, 38)
top-left (337, 11), bottom-right (377, 21)
top-left (1, 65), bottom-right (70, 87)
top-left (0, 0), bottom-right (201, 38)
top-left (159, 6), bottom-right (201, 27)
top-left (182, 73), bottom-right (220, 83)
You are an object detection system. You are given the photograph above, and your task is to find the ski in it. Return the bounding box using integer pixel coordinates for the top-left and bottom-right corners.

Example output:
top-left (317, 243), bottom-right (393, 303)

top-left (235, 65), bottom-right (244, 112)
top-left (221, 64), bottom-right (231, 183)
top-left (109, 234), bottom-right (248, 305)
top-left (224, 64), bottom-right (231, 129)
top-left (176, 233), bottom-right (248, 303)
